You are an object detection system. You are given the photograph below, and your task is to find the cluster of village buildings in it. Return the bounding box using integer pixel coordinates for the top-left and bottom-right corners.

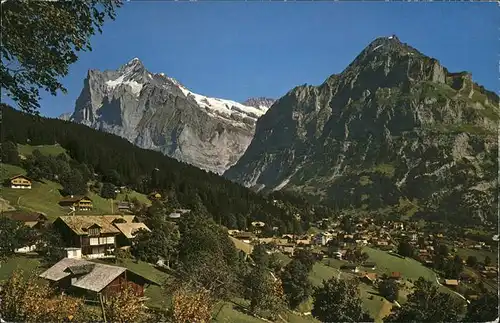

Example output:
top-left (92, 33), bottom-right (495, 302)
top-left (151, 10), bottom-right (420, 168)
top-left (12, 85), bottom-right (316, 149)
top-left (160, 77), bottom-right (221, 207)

top-left (228, 216), bottom-right (499, 289)
top-left (3, 175), bottom-right (498, 303)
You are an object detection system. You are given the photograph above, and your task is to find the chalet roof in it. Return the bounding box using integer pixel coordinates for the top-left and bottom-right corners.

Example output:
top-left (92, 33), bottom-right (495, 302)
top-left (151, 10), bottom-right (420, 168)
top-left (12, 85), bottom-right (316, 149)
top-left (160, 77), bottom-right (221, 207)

top-left (234, 232), bottom-right (255, 239)
top-left (39, 258), bottom-right (125, 292)
top-left (257, 238), bottom-right (275, 244)
top-left (57, 216), bottom-right (121, 235)
top-left (114, 222), bottom-right (150, 239)
top-left (66, 264), bottom-right (96, 275)
top-left (10, 174), bottom-right (32, 181)
top-left (2, 211), bottom-right (47, 222)
top-left (102, 215), bottom-right (135, 223)
top-left (364, 273), bottom-right (378, 281)
top-left (390, 272), bottom-right (402, 278)
top-left (116, 202), bottom-right (132, 208)
top-left (59, 195), bottom-right (92, 203)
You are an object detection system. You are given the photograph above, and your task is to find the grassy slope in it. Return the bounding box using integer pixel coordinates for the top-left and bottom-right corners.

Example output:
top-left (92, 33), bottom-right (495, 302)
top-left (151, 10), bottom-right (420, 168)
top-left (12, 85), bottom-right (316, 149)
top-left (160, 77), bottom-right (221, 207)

top-left (455, 247), bottom-right (498, 264)
top-left (0, 256), bottom-right (41, 281)
top-left (18, 144), bottom-right (67, 157)
top-left (2, 148), bottom-right (150, 220)
top-left (277, 252), bottom-right (388, 322)
top-left (1, 164), bottom-right (118, 220)
top-left (362, 247), bottom-right (436, 282)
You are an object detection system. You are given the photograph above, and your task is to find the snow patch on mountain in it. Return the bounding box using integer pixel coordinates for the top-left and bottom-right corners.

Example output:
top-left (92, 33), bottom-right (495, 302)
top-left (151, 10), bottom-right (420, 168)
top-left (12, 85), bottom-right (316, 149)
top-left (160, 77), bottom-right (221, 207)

top-left (177, 86), bottom-right (267, 125)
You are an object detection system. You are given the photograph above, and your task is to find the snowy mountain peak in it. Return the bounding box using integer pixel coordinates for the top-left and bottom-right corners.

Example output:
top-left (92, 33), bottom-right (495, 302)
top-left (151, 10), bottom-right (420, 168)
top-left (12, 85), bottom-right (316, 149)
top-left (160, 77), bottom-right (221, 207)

top-left (70, 59), bottom-right (272, 174)
top-left (101, 59), bottom-right (270, 126)
top-left (242, 97), bottom-right (276, 111)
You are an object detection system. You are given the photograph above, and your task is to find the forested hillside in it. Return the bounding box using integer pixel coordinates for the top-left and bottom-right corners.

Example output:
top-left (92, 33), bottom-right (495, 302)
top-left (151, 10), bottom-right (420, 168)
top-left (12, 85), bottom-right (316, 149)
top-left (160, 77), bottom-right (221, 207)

top-left (1, 104), bottom-right (329, 232)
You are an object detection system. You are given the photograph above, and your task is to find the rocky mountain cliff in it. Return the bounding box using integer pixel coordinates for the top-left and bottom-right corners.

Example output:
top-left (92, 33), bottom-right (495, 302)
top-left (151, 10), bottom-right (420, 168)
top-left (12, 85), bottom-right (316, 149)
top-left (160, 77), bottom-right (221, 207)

top-left (242, 97), bottom-right (276, 110)
top-left (225, 36), bottom-right (499, 226)
top-left (69, 58), bottom-right (269, 174)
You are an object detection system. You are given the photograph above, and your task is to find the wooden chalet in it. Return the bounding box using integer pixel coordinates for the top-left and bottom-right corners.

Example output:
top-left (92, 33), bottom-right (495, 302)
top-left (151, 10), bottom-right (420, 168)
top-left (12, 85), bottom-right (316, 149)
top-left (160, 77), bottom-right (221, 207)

top-left (54, 216), bottom-right (120, 259)
top-left (9, 174), bottom-right (32, 189)
top-left (2, 210), bottom-right (48, 229)
top-left (54, 215), bottom-right (150, 258)
top-left (39, 258), bottom-right (159, 301)
top-left (116, 201), bottom-right (133, 214)
top-left (2, 211), bottom-right (47, 253)
top-left (59, 195), bottom-right (93, 211)
top-left (114, 221), bottom-right (150, 247)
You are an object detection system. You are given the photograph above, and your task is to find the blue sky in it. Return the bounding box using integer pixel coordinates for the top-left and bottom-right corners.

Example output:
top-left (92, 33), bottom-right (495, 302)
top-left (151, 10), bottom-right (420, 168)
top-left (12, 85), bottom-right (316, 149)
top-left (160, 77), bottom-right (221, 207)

top-left (22, 2), bottom-right (500, 117)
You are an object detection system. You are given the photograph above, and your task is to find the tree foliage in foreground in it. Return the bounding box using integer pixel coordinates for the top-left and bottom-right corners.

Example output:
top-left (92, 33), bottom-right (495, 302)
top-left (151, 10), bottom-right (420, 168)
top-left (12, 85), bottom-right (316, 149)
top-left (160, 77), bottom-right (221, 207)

top-left (0, 216), bottom-right (37, 258)
top-left (378, 276), bottom-right (399, 302)
top-left (280, 257), bottom-right (313, 309)
top-left (0, 0), bottom-right (121, 113)
top-left (245, 266), bottom-right (285, 319)
top-left (385, 277), bottom-right (464, 322)
top-left (463, 291), bottom-right (499, 323)
top-left (104, 285), bottom-right (150, 323)
top-left (171, 285), bottom-right (214, 323)
top-left (0, 270), bottom-right (84, 322)
top-left (311, 277), bottom-right (371, 322)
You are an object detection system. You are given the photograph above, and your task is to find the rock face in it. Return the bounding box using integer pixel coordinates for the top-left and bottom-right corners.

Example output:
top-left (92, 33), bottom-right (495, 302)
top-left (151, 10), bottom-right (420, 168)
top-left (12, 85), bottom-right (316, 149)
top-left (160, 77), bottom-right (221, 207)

top-left (70, 58), bottom-right (269, 174)
top-left (242, 97), bottom-right (276, 110)
top-left (58, 112), bottom-right (72, 121)
top-left (225, 36), bottom-right (499, 225)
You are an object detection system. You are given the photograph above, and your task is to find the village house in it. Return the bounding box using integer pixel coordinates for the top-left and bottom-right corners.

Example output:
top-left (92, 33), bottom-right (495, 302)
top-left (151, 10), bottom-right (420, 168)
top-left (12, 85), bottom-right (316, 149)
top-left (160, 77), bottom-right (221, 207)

top-left (233, 231), bottom-right (256, 244)
top-left (341, 264), bottom-right (359, 273)
top-left (229, 236), bottom-right (254, 257)
top-left (167, 208), bottom-right (191, 220)
top-left (332, 249), bottom-right (347, 260)
top-left (9, 174), bottom-right (32, 189)
top-left (443, 279), bottom-right (459, 287)
top-left (377, 240), bottom-right (389, 247)
top-left (116, 201), bottom-right (133, 214)
top-left (257, 237), bottom-right (275, 244)
top-left (59, 195), bottom-right (93, 211)
top-left (362, 262), bottom-right (377, 270)
top-left (296, 237), bottom-right (311, 246)
top-left (147, 192), bottom-right (162, 200)
top-left (114, 221), bottom-right (151, 248)
top-left (361, 273), bottom-right (378, 285)
top-left (2, 211), bottom-right (48, 253)
top-left (53, 215), bottom-right (149, 259)
top-left (227, 229), bottom-right (241, 236)
top-left (2, 210), bottom-right (48, 229)
top-left (313, 232), bottom-right (332, 246)
top-left (390, 272), bottom-right (402, 281)
top-left (275, 241), bottom-right (295, 256)
top-left (39, 258), bottom-right (159, 301)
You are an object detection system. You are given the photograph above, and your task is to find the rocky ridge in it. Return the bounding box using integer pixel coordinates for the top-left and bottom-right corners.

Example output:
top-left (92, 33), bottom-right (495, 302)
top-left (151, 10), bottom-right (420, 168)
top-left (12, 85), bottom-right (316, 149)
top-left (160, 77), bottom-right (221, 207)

top-left (225, 35), bottom-right (499, 225)
top-left (69, 58), bottom-right (269, 174)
